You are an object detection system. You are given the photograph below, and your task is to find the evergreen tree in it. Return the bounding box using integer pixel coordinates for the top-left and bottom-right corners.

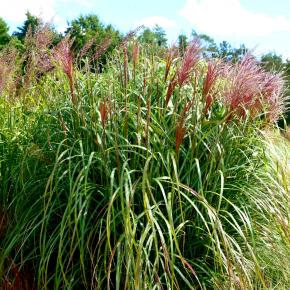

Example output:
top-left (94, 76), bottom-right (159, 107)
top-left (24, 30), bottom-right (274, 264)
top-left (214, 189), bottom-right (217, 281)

top-left (0, 17), bottom-right (11, 49)
top-left (13, 12), bottom-right (41, 42)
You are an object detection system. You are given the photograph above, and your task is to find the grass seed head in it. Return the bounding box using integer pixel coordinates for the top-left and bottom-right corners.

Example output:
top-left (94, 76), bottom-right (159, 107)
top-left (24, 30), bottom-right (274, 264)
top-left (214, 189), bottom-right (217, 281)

top-left (177, 38), bottom-right (202, 87)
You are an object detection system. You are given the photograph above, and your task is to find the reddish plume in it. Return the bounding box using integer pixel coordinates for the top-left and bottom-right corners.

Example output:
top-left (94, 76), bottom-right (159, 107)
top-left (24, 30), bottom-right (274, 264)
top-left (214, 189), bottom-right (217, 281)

top-left (164, 45), bottom-right (178, 82)
top-left (79, 37), bottom-right (96, 59)
top-left (202, 61), bottom-right (222, 114)
top-left (202, 61), bottom-right (221, 97)
top-left (177, 38), bottom-right (201, 87)
top-left (92, 37), bottom-right (112, 61)
top-left (53, 37), bottom-right (76, 104)
top-left (120, 25), bottom-right (144, 48)
top-left (223, 53), bottom-right (285, 121)
top-left (53, 36), bottom-right (74, 78)
top-left (26, 24), bottom-right (55, 74)
top-left (0, 48), bottom-right (18, 95)
top-left (260, 72), bottom-right (285, 121)
top-left (34, 24), bottom-right (54, 50)
top-left (99, 101), bottom-right (108, 128)
top-left (132, 42), bottom-right (139, 81)
top-left (123, 46), bottom-right (129, 87)
top-left (176, 122), bottom-right (186, 154)
top-left (165, 76), bottom-right (177, 107)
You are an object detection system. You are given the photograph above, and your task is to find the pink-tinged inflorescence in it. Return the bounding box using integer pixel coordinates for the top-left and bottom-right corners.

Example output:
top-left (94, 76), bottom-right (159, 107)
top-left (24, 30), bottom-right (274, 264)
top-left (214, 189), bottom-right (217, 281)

top-left (259, 72), bottom-right (285, 121)
top-left (164, 45), bottom-right (178, 82)
top-left (221, 53), bottom-right (286, 121)
top-left (0, 48), bottom-right (18, 96)
top-left (79, 37), bottom-right (96, 59)
top-left (120, 25), bottom-right (144, 48)
top-left (165, 39), bottom-right (201, 107)
top-left (24, 25), bottom-right (55, 74)
top-left (53, 36), bottom-right (74, 79)
top-left (92, 37), bottom-right (112, 61)
top-left (202, 60), bottom-right (223, 114)
top-left (165, 75), bottom-right (177, 106)
top-left (177, 38), bottom-right (202, 87)
top-left (123, 46), bottom-right (129, 87)
top-left (53, 37), bottom-right (76, 104)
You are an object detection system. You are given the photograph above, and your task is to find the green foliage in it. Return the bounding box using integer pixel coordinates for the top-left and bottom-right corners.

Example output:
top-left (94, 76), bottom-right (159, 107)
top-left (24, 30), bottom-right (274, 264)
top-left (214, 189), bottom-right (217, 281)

top-left (65, 14), bottom-right (121, 60)
top-left (191, 30), bottom-right (247, 61)
top-left (217, 41), bottom-right (247, 62)
top-left (8, 36), bottom-right (24, 51)
top-left (139, 25), bottom-right (167, 47)
top-left (178, 34), bottom-right (188, 55)
top-left (11, 12), bottom-right (62, 54)
top-left (261, 52), bottom-right (284, 72)
top-left (0, 17), bottom-right (10, 50)
top-left (13, 12), bottom-right (41, 42)
top-left (198, 33), bottom-right (218, 58)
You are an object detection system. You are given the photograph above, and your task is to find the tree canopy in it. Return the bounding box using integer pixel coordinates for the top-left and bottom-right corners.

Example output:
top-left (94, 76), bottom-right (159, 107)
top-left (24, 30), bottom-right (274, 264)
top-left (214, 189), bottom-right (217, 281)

top-left (0, 17), bottom-right (10, 49)
top-left (139, 25), bottom-right (167, 47)
top-left (65, 14), bottom-right (121, 59)
top-left (13, 12), bottom-right (41, 42)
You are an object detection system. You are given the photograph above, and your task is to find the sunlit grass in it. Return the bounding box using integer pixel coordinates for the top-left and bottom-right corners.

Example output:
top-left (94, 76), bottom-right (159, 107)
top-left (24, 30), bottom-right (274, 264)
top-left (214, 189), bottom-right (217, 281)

top-left (0, 40), bottom-right (289, 289)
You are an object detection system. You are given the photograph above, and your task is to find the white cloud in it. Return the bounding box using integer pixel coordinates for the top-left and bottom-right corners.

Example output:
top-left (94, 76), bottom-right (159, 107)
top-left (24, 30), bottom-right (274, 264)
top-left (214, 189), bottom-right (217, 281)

top-left (136, 16), bottom-right (176, 29)
top-left (1, 0), bottom-right (95, 32)
top-left (1, 0), bottom-right (57, 23)
top-left (179, 0), bottom-right (290, 38)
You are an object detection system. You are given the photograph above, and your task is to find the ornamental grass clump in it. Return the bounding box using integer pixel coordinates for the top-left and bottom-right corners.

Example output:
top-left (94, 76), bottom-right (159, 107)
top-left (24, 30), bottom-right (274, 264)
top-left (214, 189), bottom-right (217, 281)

top-left (0, 33), bottom-right (289, 290)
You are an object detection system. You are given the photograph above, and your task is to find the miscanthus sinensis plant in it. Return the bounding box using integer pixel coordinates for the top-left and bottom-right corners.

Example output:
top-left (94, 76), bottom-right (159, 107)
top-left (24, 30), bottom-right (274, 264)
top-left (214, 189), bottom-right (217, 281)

top-left (0, 31), bottom-right (289, 289)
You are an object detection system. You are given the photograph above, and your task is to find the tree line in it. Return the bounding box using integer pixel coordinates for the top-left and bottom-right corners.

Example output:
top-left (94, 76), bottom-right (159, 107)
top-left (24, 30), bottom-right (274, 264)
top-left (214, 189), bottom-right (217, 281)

top-left (0, 12), bottom-right (288, 68)
top-left (0, 12), bottom-right (289, 123)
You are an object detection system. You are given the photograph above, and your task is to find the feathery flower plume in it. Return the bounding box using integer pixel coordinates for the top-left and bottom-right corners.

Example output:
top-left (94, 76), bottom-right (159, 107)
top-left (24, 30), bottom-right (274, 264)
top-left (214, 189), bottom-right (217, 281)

top-left (225, 54), bottom-right (261, 116)
top-left (92, 37), bottom-right (112, 61)
top-left (0, 47), bottom-right (18, 95)
top-left (53, 36), bottom-right (76, 104)
top-left (26, 24), bottom-right (55, 73)
top-left (260, 72), bottom-right (285, 121)
top-left (177, 38), bottom-right (202, 87)
top-left (132, 42), bottom-right (139, 65)
top-left (54, 36), bottom-right (74, 77)
top-left (202, 61), bottom-right (222, 114)
top-left (34, 24), bottom-right (54, 50)
top-left (35, 24), bottom-right (54, 73)
top-left (18, 24), bottom-right (55, 91)
top-left (223, 53), bottom-right (285, 121)
top-left (165, 75), bottom-right (177, 107)
top-left (79, 37), bottom-right (96, 59)
top-left (164, 45), bottom-right (178, 81)
top-left (120, 25), bottom-right (144, 48)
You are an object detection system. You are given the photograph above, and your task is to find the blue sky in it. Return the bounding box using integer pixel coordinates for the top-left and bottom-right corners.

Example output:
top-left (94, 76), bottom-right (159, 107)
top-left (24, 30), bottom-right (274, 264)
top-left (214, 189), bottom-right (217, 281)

top-left (2, 0), bottom-right (290, 59)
